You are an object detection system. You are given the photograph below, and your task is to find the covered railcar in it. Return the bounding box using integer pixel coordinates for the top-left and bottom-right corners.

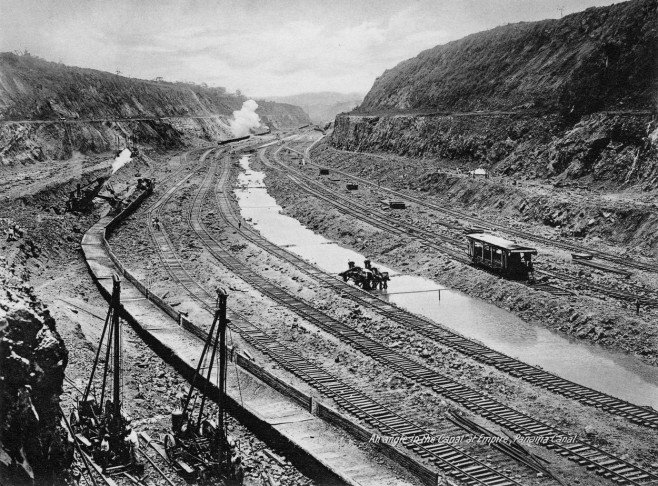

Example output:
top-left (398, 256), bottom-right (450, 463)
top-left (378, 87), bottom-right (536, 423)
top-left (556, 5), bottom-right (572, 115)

top-left (465, 233), bottom-right (537, 280)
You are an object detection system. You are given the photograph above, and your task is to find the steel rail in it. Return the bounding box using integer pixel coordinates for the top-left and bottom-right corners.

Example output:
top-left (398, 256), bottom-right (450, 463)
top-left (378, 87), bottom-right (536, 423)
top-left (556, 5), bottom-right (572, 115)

top-left (213, 148), bottom-right (658, 430)
top-left (234, 146), bottom-right (658, 485)
top-left (204, 151), bottom-right (657, 485)
top-left (143, 150), bottom-right (527, 485)
top-left (302, 142), bottom-right (658, 278)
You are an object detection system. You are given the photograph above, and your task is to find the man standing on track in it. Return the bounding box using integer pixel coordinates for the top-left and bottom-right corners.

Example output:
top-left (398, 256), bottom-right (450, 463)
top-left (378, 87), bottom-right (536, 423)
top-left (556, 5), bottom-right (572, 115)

top-left (635, 298), bottom-right (641, 315)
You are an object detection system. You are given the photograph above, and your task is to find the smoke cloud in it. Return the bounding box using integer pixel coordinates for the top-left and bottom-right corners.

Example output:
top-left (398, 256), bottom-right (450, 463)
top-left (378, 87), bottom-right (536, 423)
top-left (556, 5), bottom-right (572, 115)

top-left (230, 99), bottom-right (261, 137)
top-left (112, 148), bottom-right (132, 174)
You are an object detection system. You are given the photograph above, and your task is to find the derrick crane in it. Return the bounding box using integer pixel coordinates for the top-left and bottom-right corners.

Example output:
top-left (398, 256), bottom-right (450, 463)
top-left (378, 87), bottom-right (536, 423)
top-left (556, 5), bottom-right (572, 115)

top-left (164, 289), bottom-right (243, 484)
top-left (69, 275), bottom-right (144, 476)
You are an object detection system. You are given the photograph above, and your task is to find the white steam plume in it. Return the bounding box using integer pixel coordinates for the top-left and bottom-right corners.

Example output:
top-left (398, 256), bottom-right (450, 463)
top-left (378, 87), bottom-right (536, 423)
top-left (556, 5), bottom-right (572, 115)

top-left (229, 99), bottom-right (261, 137)
top-left (112, 148), bottom-right (132, 174)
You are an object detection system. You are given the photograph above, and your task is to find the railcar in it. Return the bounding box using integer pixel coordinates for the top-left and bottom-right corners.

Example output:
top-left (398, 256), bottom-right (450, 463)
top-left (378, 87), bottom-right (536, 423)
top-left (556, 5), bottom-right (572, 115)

top-left (217, 135), bottom-right (250, 146)
top-left (465, 233), bottom-right (536, 280)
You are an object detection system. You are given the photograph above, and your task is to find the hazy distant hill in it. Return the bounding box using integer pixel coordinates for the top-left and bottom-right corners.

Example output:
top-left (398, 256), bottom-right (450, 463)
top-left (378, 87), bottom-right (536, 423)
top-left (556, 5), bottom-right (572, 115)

top-left (359, 0), bottom-right (657, 116)
top-left (265, 92), bottom-right (364, 123)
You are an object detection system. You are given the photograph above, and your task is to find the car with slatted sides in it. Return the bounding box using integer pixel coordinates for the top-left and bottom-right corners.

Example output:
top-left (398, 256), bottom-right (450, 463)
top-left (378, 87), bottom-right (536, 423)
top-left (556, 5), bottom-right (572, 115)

top-left (465, 233), bottom-right (537, 280)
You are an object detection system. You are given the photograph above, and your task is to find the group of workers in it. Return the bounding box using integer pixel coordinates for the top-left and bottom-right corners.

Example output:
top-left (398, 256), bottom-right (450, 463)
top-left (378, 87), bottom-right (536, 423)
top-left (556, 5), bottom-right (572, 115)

top-left (72, 399), bottom-right (141, 473)
top-left (95, 419), bottom-right (140, 471)
top-left (5, 224), bottom-right (24, 242)
top-left (343, 259), bottom-right (390, 290)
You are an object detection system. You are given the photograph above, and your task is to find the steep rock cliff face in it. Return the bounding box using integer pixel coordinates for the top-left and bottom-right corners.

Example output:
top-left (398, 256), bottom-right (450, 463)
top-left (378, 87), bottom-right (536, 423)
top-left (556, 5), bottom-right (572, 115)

top-left (0, 260), bottom-right (71, 485)
top-left (0, 53), bottom-right (309, 166)
top-left (332, 112), bottom-right (658, 186)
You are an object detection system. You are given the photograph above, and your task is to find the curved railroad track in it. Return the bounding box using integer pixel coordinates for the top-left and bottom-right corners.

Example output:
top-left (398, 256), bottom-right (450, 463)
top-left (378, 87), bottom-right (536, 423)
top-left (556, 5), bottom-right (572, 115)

top-left (281, 141), bottom-right (658, 307)
top-left (214, 147), bottom-right (658, 431)
top-left (270, 144), bottom-right (579, 298)
top-left (143, 148), bottom-right (531, 486)
top-left (188, 151), bottom-right (658, 485)
top-left (301, 139), bottom-right (658, 280)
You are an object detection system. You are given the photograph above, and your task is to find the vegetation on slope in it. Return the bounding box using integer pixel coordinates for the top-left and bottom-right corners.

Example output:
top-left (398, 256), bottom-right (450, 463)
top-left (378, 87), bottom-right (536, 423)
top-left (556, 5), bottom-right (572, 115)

top-left (0, 52), bottom-right (308, 123)
top-left (359, 0), bottom-right (657, 116)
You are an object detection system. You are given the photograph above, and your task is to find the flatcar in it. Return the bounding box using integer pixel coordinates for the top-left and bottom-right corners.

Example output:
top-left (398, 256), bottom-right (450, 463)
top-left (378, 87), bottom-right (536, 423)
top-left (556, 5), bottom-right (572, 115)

top-left (465, 233), bottom-right (537, 280)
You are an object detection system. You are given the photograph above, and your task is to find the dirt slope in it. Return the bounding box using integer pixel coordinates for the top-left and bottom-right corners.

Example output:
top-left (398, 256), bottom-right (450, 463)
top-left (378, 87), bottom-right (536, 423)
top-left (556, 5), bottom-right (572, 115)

top-left (0, 53), bottom-right (309, 166)
top-left (359, 0), bottom-right (657, 115)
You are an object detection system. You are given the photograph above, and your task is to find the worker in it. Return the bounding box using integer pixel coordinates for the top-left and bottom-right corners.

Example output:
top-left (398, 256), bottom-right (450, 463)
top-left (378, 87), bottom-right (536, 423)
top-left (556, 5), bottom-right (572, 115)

top-left (153, 217), bottom-right (160, 231)
top-left (635, 299), bottom-right (641, 315)
top-left (6, 226), bottom-right (16, 242)
top-left (124, 425), bottom-right (139, 465)
top-left (238, 219), bottom-right (242, 229)
top-left (104, 400), bottom-right (113, 422)
top-left (348, 261), bottom-right (355, 269)
top-left (230, 455), bottom-right (244, 485)
top-left (364, 259), bottom-right (371, 270)
top-left (71, 466), bottom-right (81, 485)
top-left (99, 434), bottom-right (110, 471)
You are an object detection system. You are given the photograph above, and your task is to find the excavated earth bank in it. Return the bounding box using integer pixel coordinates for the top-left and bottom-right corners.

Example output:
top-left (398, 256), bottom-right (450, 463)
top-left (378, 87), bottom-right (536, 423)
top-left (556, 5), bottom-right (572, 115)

top-left (0, 150), bottom-right (318, 486)
top-left (110, 150), bottom-right (658, 485)
top-left (262, 140), bottom-right (658, 368)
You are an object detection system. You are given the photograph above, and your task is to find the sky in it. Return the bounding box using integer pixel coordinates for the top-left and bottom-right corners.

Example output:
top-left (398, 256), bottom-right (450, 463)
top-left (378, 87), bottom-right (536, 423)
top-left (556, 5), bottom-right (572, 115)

top-left (0, 0), bottom-right (627, 98)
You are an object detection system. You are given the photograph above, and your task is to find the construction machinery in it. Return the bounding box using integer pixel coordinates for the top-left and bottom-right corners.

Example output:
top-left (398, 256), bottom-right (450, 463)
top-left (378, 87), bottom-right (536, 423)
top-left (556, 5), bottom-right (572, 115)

top-left (136, 178), bottom-right (154, 192)
top-left (66, 177), bottom-right (123, 213)
top-left (164, 289), bottom-right (243, 484)
top-left (69, 275), bottom-right (145, 477)
top-left (339, 260), bottom-right (390, 290)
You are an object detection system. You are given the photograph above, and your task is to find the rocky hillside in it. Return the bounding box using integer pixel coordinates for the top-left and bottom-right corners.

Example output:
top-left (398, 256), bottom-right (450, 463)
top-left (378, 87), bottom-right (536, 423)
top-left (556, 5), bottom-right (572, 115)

top-left (0, 259), bottom-right (71, 485)
top-left (359, 0), bottom-right (656, 115)
top-left (332, 0), bottom-right (657, 187)
top-left (0, 53), bottom-right (309, 165)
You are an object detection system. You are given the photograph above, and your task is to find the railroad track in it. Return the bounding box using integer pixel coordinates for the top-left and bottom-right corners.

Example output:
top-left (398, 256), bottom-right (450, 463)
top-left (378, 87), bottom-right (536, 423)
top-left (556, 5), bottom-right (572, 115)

top-left (266, 145), bottom-right (575, 302)
top-left (143, 149), bottom-right (531, 485)
top-left (213, 147), bottom-right (658, 431)
top-left (280, 140), bottom-right (658, 308)
top-left (282, 141), bottom-right (658, 306)
top-left (54, 149), bottom-right (215, 486)
top-left (191, 152), bottom-right (658, 485)
top-left (60, 399), bottom-right (173, 486)
top-left (300, 139), bottom-right (658, 277)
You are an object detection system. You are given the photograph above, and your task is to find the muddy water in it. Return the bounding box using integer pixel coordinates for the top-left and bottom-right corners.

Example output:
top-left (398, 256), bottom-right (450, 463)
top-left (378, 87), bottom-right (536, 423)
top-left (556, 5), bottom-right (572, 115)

top-left (235, 155), bottom-right (658, 408)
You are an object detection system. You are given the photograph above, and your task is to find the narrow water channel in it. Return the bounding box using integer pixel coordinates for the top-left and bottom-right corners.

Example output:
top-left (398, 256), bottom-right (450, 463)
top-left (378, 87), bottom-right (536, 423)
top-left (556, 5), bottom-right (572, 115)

top-left (235, 155), bottom-right (658, 408)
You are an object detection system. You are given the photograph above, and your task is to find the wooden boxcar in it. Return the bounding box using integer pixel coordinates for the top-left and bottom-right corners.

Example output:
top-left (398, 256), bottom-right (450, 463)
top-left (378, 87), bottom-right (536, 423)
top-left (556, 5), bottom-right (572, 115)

top-left (465, 233), bottom-right (537, 280)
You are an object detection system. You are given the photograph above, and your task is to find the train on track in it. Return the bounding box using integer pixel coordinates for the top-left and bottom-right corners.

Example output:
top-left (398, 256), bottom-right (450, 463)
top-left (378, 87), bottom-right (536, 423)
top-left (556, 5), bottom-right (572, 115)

top-left (465, 233), bottom-right (537, 280)
top-left (217, 135), bottom-right (250, 146)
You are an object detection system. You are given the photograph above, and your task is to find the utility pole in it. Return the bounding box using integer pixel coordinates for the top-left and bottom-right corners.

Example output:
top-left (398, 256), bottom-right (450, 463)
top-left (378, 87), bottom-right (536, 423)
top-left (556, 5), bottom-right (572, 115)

top-left (217, 288), bottom-right (228, 467)
top-left (112, 276), bottom-right (122, 431)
